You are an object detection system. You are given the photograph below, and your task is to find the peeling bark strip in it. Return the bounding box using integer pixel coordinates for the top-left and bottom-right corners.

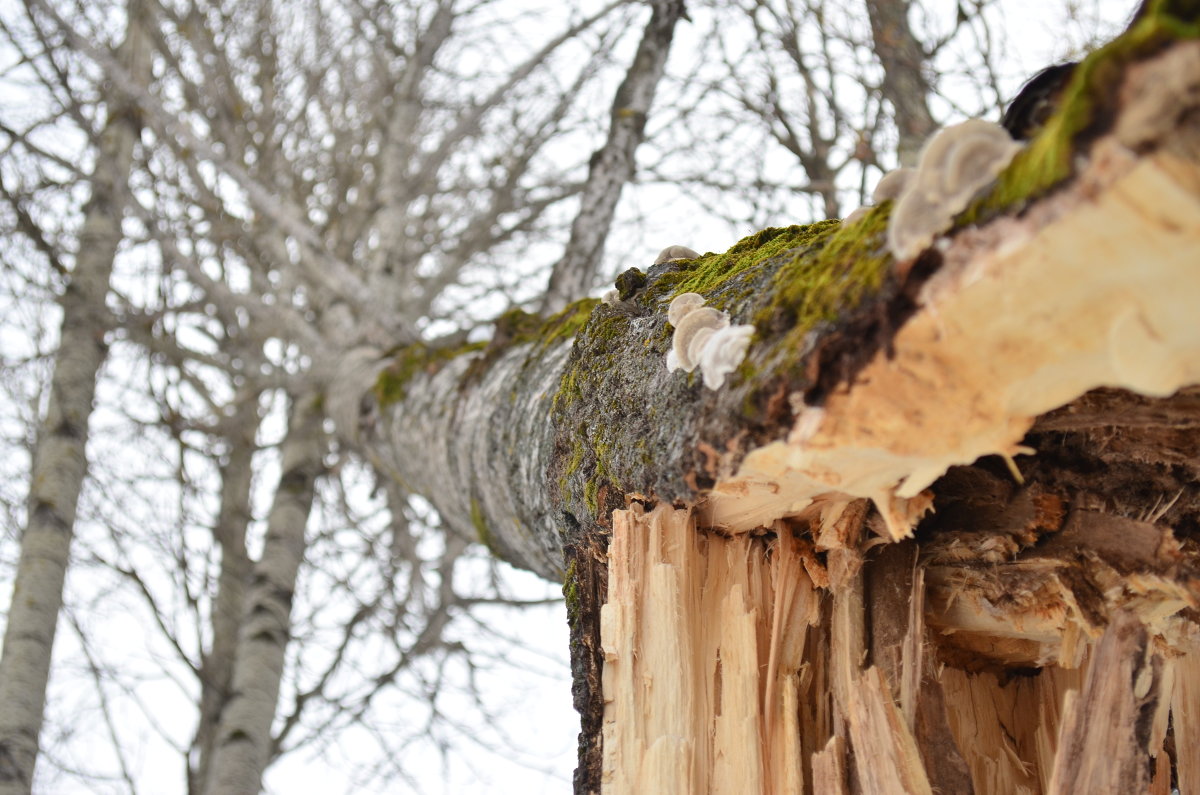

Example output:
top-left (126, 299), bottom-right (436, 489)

top-left (0, 7), bottom-right (151, 792)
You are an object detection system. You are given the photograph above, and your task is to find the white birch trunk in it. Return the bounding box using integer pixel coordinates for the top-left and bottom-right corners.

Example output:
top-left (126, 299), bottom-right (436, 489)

top-left (189, 399), bottom-right (259, 795)
top-left (201, 392), bottom-right (324, 795)
top-left (540, 0), bottom-right (688, 313)
top-left (864, 0), bottom-right (937, 166)
top-left (0, 7), bottom-right (151, 791)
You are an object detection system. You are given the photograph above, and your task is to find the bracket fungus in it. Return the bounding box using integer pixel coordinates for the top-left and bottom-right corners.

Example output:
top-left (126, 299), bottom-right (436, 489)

top-left (888, 119), bottom-right (1023, 260)
top-left (666, 291), bottom-right (706, 327)
top-left (654, 244), bottom-right (701, 265)
top-left (672, 306), bottom-right (728, 371)
top-left (872, 166), bottom-right (915, 204)
top-left (696, 324), bottom-right (756, 390)
top-left (842, 166), bottom-right (916, 225)
top-left (665, 292), bottom-right (755, 390)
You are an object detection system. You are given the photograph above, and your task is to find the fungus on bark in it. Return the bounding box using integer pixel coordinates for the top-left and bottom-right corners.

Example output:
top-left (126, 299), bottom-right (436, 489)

top-left (654, 244), bottom-right (701, 265)
top-left (888, 120), bottom-right (1022, 259)
top-left (665, 292), bottom-right (755, 389)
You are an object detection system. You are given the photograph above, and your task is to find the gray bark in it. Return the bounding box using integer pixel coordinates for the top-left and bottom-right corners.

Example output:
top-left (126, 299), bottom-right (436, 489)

top-left (864, 0), bottom-right (937, 165)
top-left (540, 0), bottom-right (689, 313)
top-left (201, 392), bottom-right (324, 795)
top-left (369, 339), bottom-right (578, 580)
top-left (365, 224), bottom-right (848, 581)
top-left (189, 398), bottom-right (259, 795)
top-left (0, 7), bottom-right (151, 792)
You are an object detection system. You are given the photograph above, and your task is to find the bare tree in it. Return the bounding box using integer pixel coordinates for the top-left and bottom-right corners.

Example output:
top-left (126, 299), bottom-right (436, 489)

top-left (864, 0), bottom-right (937, 163)
top-left (540, 0), bottom-right (689, 313)
top-left (0, 0), bottom-right (686, 790)
top-left (0, 4), bottom-right (151, 789)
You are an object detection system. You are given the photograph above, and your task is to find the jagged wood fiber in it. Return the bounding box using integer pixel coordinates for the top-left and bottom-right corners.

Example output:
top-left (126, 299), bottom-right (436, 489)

top-left (589, 35), bottom-right (1200, 795)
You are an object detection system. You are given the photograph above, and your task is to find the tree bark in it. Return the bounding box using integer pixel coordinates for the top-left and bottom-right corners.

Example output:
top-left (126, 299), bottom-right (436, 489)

top-left (202, 393), bottom-right (324, 795)
top-left (189, 398), bottom-right (259, 795)
top-left (0, 7), bottom-right (151, 791)
top-left (540, 0), bottom-right (689, 313)
top-left (354, 29), bottom-right (1200, 793)
top-left (864, 0), bottom-right (936, 165)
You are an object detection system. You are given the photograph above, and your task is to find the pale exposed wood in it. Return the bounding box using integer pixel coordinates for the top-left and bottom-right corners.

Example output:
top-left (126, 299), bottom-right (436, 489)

top-left (941, 668), bottom-right (1048, 795)
top-left (812, 735), bottom-right (849, 795)
top-left (830, 547), bottom-right (865, 719)
top-left (595, 44), bottom-right (1200, 795)
top-left (764, 526), bottom-right (815, 794)
top-left (913, 654), bottom-right (975, 794)
top-left (846, 667), bottom-right (933, 795)
top-left (941, 665), bottom-right (1085, 795)
top-left (798, 613), bottom-right (834, 790)
top-left (1046, 613), bottom-right (1161, 795)
top-left (700, 83), bottom-right (1200, 536)
top-left (924, 509), bottom-right (1194, 669)
top-left (1171, 631), bottom-right (1200, 795)
top-left (900, 566), bottom-right (924, 730)
top-left (600, 503), bottom-right (824, 794)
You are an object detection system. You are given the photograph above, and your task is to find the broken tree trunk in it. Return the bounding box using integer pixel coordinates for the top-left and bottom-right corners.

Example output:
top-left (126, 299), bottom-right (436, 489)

top-left (584, 28), bottom-right (1200, 795)
top-left (344, 11), bottom-right (1200, 794)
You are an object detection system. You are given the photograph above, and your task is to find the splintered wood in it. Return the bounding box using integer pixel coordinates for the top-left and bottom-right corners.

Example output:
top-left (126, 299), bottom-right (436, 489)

top-left (600, 503), bottom-right (819, 794)
top-left (594, 42), bottom-right (1200, 795)
top-left (600, 501), bottom-right (1200, 794)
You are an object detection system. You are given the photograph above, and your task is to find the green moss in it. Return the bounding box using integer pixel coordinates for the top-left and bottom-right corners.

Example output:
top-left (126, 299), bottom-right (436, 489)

top-left (375, 339), bottom-right (486, 405)
top-left (377, 298), bottom-right (599, 407)
top-left (614, 267), bottom-right (647, 300)
top-left (501, 298), bottom-right (600, 351)
top-left (963, 3), bottom-right (1200, 221)
top-left (665, 222), bottom-right (840, 299)
top-left (470, 497), bottom-right (494, 552)
top-left (565, 440), bottom-right (585, 478)
top-left (745, 207), bottom-right (892, 365)
top-left (553, 365), bottom-right (582, 413)
top-left (562, 559), bottom-right (580, 622)
top-left (583, 479), bottom-right (599, 515)
top-left (491, 306), bottom-right (545, 342)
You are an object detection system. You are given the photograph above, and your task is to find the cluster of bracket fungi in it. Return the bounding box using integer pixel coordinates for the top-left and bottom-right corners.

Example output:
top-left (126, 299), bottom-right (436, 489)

top-left (665, 292), bottom-right (755, 390)
top-left (847, 119), bottom-right (1024, 260)
top-left (650, 119), bottom-right (1020, 390)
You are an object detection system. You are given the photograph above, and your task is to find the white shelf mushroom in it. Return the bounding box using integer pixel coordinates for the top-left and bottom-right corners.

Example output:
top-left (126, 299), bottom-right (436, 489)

top-left (872, 167), bottom-right (916, 204)
top-left (697, 324), bottom-right (756, 389)
top-left (655, 245), bottom-right (701, 265)
top-left (672, 307), bottom-right (728, 372)
top-left (887, 187), bottom-right (945, 264)
top-left (667, 292), bottom-right (706, 327)
top-left (843, 166), bottom-right (916, 226)
top-left (665, 292), bottom-right (755, 388)
top-left (887, 120), bottom-right (1023, 260)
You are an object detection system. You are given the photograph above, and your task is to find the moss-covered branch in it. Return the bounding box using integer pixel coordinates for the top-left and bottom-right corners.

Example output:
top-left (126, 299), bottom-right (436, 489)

top-left (362, 10), bottom-right (1200, 585)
